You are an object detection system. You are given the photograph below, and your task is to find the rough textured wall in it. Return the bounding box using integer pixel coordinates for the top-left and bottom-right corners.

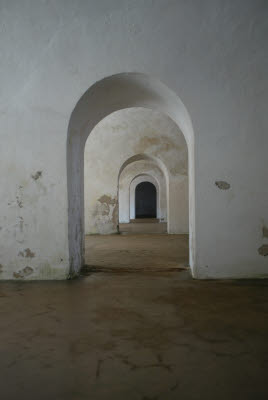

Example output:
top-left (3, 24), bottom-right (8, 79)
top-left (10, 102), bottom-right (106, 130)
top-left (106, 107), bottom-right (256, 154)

top-left (84, 108), bottom-right (188, 234)
top-left (119, 160), bottom-right (167, 223)
top-left (0, 0), bottom-right (267, 279)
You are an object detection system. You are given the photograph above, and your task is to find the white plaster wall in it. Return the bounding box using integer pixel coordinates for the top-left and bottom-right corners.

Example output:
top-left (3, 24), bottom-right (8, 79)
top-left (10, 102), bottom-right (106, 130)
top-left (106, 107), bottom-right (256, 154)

top-left (119, 160), bottom-right (167, 223)
top-left (0, 0), bottom-right (267, 279)
top-left (84, 108), bottom-right (187, 234)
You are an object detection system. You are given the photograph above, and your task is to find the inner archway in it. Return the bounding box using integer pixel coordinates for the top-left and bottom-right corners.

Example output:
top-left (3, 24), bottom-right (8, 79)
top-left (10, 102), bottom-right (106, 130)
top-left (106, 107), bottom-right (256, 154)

top-left (118, 153), bottom-right (168, 230)
top-left (67, 72), bottom-right (195, 277)
top-left (135, 181), bottom-right (157, 219)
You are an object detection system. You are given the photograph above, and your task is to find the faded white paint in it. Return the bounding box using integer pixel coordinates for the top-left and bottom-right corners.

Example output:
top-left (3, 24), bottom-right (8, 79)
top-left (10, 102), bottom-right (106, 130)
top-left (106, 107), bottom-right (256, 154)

top-left (84, 108), bottom-right (187, 235)
top-left (0, 1), bottom-right (267, 279)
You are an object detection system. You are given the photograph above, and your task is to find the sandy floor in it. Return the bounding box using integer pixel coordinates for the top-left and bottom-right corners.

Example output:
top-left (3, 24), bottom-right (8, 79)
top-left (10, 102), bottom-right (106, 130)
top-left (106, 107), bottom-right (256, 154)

top-left (0, 234), bottom-right (268, 399)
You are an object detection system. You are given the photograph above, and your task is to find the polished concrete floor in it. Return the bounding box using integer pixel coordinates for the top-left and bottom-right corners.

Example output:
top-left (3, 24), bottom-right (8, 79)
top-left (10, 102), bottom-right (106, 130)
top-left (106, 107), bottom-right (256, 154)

top-left (1, 234), bottom-right (268, 399)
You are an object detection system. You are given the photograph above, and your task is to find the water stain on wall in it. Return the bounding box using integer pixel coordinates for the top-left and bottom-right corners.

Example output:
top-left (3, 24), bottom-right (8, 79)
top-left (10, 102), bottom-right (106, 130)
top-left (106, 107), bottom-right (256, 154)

top-left (92, 195), bottom-right (118, 231)
top-left (134, 135), bottom-right (179, 154)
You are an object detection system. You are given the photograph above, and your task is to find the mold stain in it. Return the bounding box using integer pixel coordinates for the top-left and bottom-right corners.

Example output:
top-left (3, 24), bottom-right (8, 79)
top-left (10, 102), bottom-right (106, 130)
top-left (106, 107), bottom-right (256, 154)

top-left (13, 266), bottom-right (33, 279)
top-left (215, 181), bottom-right (230, 190)
top-left (32, 171), bottom-right (42, 180)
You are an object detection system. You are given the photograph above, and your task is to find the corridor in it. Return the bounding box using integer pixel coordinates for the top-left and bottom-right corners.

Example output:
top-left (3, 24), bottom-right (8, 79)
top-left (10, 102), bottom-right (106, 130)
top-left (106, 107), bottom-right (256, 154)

top-left (0, 234), bottom-right (268, 399)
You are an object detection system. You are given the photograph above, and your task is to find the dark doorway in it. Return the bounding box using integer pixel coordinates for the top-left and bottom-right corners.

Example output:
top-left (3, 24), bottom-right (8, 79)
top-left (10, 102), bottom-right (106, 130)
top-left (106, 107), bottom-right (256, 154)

top-left (135, 181), bottom-right (157, 218)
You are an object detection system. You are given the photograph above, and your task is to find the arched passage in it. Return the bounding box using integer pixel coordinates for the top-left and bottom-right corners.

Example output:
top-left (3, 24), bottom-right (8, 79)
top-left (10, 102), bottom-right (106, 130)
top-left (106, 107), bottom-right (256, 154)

top-left (118, 154), bottom-right (167, 225)
top-left (129, 174), bottom-right (161, 221)
top-left (67, 72), bottom-right (195, 277)
top-left (135, 181), bottom-right (157, 219)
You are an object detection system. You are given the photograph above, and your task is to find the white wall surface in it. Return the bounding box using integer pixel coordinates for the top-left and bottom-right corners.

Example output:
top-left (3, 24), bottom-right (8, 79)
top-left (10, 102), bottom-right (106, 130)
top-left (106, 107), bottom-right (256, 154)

top-left (0, 0), bottom-right (267, 279)
top-left (84, 108), bottom-right (187, 234)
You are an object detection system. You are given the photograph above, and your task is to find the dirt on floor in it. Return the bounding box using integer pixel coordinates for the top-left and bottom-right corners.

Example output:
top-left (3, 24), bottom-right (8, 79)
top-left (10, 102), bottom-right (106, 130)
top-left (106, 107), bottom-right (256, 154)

top-left (0, 234), bottom-right (268, 399)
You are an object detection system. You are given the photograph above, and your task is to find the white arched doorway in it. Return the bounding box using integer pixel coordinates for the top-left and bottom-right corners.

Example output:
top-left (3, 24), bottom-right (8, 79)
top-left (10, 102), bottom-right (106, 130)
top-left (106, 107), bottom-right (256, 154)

top-left (118, 155), bottom-right (167, 225)
top-left (67, 73), bottom-right (195, 277)
top-left (130, 175), bottom-right (159, 220)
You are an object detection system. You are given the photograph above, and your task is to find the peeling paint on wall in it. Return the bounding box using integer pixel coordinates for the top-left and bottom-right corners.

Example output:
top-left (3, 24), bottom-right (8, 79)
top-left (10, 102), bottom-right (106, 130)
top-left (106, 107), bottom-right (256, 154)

top-left (258, 245), bottom-right (268, 257)
top-left (18, 248), bottom-right (35, 258)
top-left (90, 195), bottom-right (118, 233)
top-left (98, 195), bottom-right (117, 207)
top-left (13, 266), bottom-right (34, 279)
top-left (31, 171), bottom-right (42, 180)
top-left (112, 202), bottom-right (119, 228)
top-left (215, 181), bottom-right (230, 190)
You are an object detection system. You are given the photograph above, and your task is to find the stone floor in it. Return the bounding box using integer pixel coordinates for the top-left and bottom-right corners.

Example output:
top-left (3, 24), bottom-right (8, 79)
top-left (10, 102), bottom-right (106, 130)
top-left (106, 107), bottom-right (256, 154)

top-left (0, 234), bottom-right (268, 399)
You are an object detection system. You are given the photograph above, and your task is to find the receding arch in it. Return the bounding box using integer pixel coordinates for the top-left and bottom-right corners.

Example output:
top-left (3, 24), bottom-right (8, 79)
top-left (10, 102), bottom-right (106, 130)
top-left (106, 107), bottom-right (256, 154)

top-left (67, 72), bottom-right (195, 277)
top-left (118, 154), bottom-right (167, 226)
top-left (129, 174), bottom-right (161, 221)
top-left (135, 181), bottom-right (157, 219)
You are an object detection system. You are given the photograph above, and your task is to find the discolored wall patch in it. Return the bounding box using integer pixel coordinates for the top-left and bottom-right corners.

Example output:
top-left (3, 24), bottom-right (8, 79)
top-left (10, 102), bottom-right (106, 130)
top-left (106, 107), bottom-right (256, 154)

top-left (18, 248), bottom-right (35, 258)
top-left (32, 171), bottom-right (42, 180)
top-left (98, 195), bottom-right (117, 207)
top-left (13, 266), bottom-right (34, 279)
top-left (215, 181), bottom-right (230, 190)
top-left (262, 226), bottom-right (268, 239)
top-left (258, 245), bottom-right (268, 257)
top-left (91, 195), bottom-right (118, 233)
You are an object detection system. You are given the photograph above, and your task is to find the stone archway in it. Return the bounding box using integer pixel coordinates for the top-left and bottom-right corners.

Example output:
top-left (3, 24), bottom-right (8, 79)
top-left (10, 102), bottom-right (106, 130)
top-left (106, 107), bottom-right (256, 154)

top-left (67, 72), bottom-right (195, 276)
top-left (118, 155), bottom-right (167, 225)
